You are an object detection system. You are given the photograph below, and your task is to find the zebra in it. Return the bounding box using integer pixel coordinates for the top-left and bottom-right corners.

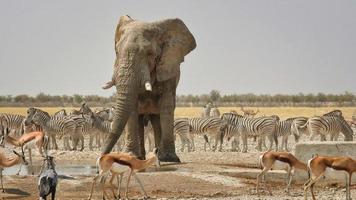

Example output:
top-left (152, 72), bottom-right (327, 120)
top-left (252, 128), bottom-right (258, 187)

top-left (323, 109), bottom-right (343, 117)
top-left (24, 107), bottom-right (77, 150)
top-left (290, 117), bottom-right (309, 142)
top-left (80, 104), bottom-right (119, 150)
top-left (273, 117), bottom-right (300, 151)
top-left (0, 113), bottom-right (26, 137)
top-left (210, 106), bottom-right (221, 117)
top-left (93, 107), bottom-right (114, 122)
top-left (65, 114), bottom-right (93, 151)
top-left (52, 109), bottom-right (67, 118)
top-left (200, 103), bottom-right (213, 118)
top-left (220, 113), bottom-right (244, 151)
top-left (303, 115), bottom-right (353, 141)
top-left (173, 118), bottom-right (192, 152)
top-left (89, 112), bottom-right (124, 151)
top-left (237, 116), bottom-right (277, 153)
top-left (221, 124), bottom-right (240, 151)
top-left (188, 117), bottom-right (227, 151)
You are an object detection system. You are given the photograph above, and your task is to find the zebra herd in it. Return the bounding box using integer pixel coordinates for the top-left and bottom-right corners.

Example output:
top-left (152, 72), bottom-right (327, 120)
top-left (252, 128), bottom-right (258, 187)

top-left (0, 104), bottom-right (156, 152)
top-left (0, 105), bottom-right (354, 154)
top-left (174, 107), bottom-right (355, 153)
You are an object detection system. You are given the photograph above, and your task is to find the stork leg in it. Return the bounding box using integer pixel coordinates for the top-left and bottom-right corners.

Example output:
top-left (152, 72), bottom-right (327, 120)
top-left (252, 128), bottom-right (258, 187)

top-left (51, 187), bottom-right (56, 200)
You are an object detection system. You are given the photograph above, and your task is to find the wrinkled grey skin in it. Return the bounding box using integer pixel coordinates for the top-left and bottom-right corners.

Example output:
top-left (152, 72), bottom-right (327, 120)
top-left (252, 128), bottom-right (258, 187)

top-left (102, 16), bottom-right (196, 162)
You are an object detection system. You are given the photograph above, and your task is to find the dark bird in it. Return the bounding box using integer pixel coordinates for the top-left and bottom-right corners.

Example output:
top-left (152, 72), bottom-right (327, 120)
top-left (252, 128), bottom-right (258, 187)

top-left (38, 156), bottom-right (57, 200)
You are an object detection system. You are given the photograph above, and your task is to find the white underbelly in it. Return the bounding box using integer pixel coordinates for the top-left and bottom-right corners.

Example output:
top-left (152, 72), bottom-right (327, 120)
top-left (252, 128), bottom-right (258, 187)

top-left (272, 160), bottom-right (289, 170)
top-left (110, 163), bottom-right (130, 174)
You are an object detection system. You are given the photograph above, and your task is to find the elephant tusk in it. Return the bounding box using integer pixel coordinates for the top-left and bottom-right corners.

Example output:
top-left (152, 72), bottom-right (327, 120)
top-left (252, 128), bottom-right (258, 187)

top-left (102, 81), bottom-right (115, 90)
top-left (145, 81), bottom-right (152, 91)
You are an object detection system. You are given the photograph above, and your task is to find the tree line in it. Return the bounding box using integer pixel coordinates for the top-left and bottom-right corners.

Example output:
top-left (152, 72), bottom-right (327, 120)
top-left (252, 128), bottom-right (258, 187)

top-left (0, 91), bottom-right (355, 107)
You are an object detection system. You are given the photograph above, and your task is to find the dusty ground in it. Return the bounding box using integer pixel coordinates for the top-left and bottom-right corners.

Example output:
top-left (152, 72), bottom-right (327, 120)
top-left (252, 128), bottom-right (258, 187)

top-left (0, 134), bottom-right (355, 200)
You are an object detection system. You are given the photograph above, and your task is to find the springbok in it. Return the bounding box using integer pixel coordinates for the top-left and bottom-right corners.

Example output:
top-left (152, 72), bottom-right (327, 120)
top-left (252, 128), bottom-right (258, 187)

top-left (88, 148), bottom-right (160, 200)
top-left (256, 151), bottom-right (307, 194)
top-left (0, 150), bottom-right (28, 192)
top-left (304, 155), bottom-right (356, 200)
top-left (4, 129), bottom-right (48, 175)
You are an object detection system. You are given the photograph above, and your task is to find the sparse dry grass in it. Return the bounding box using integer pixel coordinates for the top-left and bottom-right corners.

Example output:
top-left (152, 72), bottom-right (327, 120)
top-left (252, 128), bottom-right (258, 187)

top-left (0, 106), bottom-right (355, 120)
top-left (174, 107), bottom-right (356, 120)
top-left (0, 107), bottom-right (76, 115)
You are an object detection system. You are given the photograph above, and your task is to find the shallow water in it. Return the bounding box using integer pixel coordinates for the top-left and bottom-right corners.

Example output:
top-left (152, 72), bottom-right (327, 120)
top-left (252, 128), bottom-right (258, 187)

top-left (3, 164), bottom-right (96, 176)
top-left (3, 164), bottom-right (188, 176)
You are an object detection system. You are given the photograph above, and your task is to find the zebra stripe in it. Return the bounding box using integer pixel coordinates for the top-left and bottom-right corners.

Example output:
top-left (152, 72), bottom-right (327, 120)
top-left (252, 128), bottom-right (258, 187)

top-left (306, 115), bottom-right (353, 141)
top-left (53, 109), bottom-right (67, 118)
top-left (273, 118), bottom-right (296, 151)
top-left (0, 113), bottom-right (26, 136)
top-left (323, 110), bottom-right (343, 117)
top-left (173, 118), bottom-right (191, 152)
top-left (24, 107), bottom-right (77, 150)
top-left (238, 116), bottom-right (277, 153)
top-left (90, 112), bottom-right (125, 151)
top-left (188, 117), bottom-right (227, 151)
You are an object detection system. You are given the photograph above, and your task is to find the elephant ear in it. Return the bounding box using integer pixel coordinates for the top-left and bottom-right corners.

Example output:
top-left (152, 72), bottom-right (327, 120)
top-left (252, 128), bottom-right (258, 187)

top-left (155, 18), bottom-right (196, 82)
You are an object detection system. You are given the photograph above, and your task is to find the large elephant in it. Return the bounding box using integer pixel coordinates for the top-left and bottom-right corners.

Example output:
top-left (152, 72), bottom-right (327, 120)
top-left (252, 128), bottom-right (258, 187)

top-left (101, 15), bottom-right (196, 162)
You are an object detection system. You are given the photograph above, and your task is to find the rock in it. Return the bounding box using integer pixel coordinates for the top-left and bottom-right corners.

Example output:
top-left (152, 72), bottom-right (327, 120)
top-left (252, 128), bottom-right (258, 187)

top-left (294, 141), bottom-right (356, 183)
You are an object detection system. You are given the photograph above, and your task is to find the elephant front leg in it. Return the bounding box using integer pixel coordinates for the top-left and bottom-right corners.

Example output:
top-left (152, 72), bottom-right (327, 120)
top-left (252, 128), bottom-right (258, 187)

top-left (158, 91), bottom-right (180, 162)
top-left (137, 115), bottom-right (146, 159)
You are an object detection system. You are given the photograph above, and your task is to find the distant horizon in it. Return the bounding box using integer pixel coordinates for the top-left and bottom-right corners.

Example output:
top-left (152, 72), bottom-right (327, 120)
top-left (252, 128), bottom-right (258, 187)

top-left (1, 1), bottom-right (355, 96)
top-left (0, 91), bottom-right (355, 97)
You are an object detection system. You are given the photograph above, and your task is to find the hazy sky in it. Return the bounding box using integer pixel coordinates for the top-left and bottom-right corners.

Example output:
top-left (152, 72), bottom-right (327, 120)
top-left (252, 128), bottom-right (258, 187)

top-left (0, 1), bottom-right (355, 96)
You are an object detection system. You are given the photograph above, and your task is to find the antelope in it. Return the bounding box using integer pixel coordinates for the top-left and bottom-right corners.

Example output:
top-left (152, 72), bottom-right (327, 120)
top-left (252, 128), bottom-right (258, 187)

top-left (256, 151), bottom-right (308, 194)
top-left (304, 155), bottom-right (356, 200)
top-left (3, 129), bottom-right (48, 175)
top-left (240, 106), bottom-right (260, 118)
top-left (0, 150), bottom-right (28, 192)
top-left (88, 148), bottom-right (160, 200)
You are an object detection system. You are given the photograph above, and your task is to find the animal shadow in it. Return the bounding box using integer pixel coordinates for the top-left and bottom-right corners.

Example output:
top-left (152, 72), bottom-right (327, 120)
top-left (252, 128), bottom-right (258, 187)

top-left (0, 188), bottom-right (30, 199)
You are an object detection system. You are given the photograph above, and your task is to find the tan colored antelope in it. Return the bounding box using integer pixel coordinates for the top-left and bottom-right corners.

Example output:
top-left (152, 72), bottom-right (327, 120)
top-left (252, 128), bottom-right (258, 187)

top-left (256, 151), bottom-right (308, 194)
top-left (4, 130), bottom-right (48, 175)
top-left (0, 150), bottom-right (28, 192)
top-left (304, 155), bottom-right (356, 200)
top-left (88, 148), bottom-right (160, 200)
top-left (241, 106), bottom-right (260, 118)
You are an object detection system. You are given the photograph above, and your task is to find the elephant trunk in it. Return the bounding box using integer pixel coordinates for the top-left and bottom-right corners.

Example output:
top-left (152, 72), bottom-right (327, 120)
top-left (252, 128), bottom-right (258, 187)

top-left (101, 61), bottom-right (138, 154)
